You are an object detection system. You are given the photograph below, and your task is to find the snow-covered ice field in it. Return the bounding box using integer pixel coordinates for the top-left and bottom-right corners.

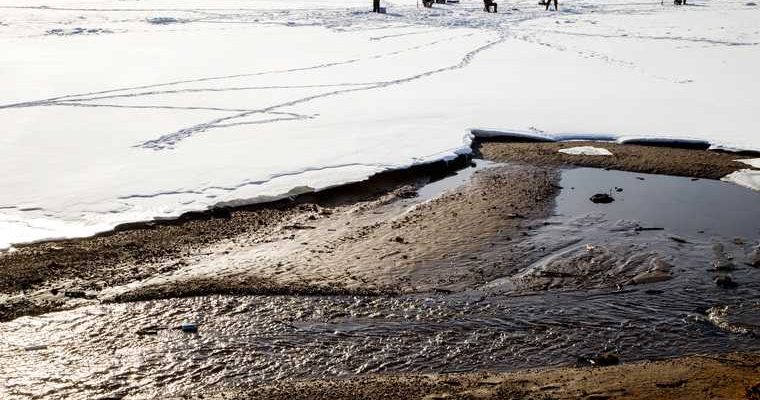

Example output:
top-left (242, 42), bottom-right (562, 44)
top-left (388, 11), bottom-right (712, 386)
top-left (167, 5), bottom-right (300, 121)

top-left (1, 0), bottom-right (759, 248)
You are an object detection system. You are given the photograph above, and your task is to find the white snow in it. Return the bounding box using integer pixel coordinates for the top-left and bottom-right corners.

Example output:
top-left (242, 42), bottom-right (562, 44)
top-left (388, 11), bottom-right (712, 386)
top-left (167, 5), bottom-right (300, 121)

top-left (558, 146), bottom-right (613, 156)
top-left (1, 0), bottom-right (760, 248)
top-left (722, 170), bottom-right (760, 192)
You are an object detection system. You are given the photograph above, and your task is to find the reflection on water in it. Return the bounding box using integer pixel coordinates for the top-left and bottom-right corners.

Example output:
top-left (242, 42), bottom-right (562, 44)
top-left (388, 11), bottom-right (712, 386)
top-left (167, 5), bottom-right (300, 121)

top-left (555, 167), bottom-right (760, 238)
top-left (1, 166), bottom-right (759, 399)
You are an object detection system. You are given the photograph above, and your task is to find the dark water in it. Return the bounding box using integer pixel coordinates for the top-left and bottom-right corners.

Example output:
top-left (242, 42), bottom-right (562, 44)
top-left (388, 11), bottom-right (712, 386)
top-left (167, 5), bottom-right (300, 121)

top-left (555, 167), bottom-right (760, 239)
top-left (1, 165), bottom-right (759, 400)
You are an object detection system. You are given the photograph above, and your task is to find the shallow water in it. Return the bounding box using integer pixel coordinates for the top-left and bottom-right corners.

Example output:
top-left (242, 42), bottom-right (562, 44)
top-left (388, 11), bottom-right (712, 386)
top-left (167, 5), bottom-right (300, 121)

top-left (555, 167), bottom-right (760, 239)
top-left (1, 165), bottom-right (759, 400)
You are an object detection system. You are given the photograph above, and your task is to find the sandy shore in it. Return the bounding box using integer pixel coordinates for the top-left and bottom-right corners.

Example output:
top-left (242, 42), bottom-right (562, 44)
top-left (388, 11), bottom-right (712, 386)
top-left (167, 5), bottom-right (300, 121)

top-left (194, 353), bottom-right (760, 400)
top-left (1, 141), bottom-right (759, 399)
top-left (3, 141), bottom-right (757, 321)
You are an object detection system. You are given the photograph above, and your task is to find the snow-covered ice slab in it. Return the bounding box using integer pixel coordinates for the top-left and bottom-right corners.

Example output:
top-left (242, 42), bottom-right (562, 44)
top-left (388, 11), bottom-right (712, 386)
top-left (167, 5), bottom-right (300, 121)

top-left (722, 170), bottom-right (760, 192)
top-left (1, 0), bottom-right (760, 248)
top-left (558, 146), bottom-right (613, 156)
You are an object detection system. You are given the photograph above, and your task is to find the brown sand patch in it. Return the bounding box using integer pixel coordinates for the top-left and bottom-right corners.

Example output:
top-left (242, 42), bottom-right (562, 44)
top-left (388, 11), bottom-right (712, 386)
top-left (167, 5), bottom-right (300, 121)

top-left (477, 141), bottom-right (756, 179)
top-left (193, 353), bottom-right (760, 400)
top-left (107, 164), bottom-right (560, 302)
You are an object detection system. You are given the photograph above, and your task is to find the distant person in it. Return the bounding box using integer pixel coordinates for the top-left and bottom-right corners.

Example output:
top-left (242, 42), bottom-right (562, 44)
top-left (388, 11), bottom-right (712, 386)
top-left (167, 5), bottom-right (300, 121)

top-left (484, 0), bottom-right (497, 12)
top-left (373, 0), bottom-right (380, 12)
top-left (545, 0), bottom-right (557, 10)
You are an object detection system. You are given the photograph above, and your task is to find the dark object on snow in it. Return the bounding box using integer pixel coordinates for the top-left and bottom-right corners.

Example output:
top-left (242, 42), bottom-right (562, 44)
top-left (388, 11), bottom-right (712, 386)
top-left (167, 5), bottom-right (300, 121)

top-left (422, 0), bottom-right (434, 7)
top-left (484, 0), bottom-right (497, 12)
top-left (715, 275), bottom-right (738, 289)
top-left (590, 193), bottom-right (614, 204)
top-left (673, 0), bottom-right (686, 4)
top-left (373, 0), bottom-right (381, 12)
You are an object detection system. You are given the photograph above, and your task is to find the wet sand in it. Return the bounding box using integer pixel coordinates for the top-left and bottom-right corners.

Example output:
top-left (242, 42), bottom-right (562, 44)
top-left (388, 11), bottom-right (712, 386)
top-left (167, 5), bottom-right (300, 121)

top-left (477, 141), bottom-right (756, 179)
top-left (203, 353), bottom-right (760, 400)
top-left (1, 142), bottom-right (759, 399)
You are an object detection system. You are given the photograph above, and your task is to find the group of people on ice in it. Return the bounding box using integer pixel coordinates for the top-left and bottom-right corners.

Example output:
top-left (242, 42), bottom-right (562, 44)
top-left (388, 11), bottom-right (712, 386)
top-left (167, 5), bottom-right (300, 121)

top-left (372, 0), bottom-right (557, 13)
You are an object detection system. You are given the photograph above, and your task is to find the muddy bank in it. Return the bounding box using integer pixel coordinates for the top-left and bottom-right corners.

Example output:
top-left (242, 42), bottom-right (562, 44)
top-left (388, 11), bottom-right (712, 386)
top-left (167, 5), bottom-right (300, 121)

top-left (178, 353), bottom-right (760, 400)
top-left (2, 141), bottom-right (759, 321)
top-left (1, 143), bottom-right (760, 399)
top-left (0, 158), bottom-right (560, 320)
top-left (476, 141), bottom-right (758, 179)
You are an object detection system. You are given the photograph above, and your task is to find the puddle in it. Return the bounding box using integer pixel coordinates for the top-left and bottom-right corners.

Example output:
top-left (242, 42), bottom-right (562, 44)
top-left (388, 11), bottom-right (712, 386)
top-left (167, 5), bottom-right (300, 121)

top-left (415, 159), bottom-right (497, 201)
top-left (555, 167), bottom-right (760, 238)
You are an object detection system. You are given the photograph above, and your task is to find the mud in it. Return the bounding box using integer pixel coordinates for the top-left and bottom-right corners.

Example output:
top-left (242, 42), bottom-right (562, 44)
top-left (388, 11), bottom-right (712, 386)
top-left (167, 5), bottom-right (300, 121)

top-left (477, 141), bottom-right (759, 179)
top-left (200, 353), bottom-right (760, 400)
top-left (1, 142), bottom-right (760, 399)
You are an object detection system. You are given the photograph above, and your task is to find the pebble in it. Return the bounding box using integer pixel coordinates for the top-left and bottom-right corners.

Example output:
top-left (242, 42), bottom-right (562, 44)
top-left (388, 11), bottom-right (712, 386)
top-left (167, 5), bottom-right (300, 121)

top-left (590, 193), bottom-right (614, 204)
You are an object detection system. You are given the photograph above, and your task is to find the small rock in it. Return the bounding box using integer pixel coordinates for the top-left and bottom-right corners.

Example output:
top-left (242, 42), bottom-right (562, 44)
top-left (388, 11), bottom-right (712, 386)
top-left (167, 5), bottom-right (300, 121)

top-left (590, 193), bottom-right (614, 204)
top-left (747, 2), bottom-right (757, 6)
top-left (715, 275), bottom-right (738, 289)
top-left (178, 323), bottom-right (198, 333)
top-left (392, 236), bottom-right (405, 243)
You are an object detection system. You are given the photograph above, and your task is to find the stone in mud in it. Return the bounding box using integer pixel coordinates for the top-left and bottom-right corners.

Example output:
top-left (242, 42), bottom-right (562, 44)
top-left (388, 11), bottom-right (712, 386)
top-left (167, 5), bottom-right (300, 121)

top-left (629, 270), bottom-right (672, 285)
top-left (715, 275), bottom-right (738, 289)
top-left (590, 193), bottom-right (614, 204)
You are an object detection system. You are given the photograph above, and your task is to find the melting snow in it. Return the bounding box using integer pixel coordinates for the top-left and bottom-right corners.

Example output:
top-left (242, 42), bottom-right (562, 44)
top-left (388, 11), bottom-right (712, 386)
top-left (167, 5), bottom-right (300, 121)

top-left (722, 170), bottom-right (760, 192)
top-left (558, 146), bottom-right (613, 156)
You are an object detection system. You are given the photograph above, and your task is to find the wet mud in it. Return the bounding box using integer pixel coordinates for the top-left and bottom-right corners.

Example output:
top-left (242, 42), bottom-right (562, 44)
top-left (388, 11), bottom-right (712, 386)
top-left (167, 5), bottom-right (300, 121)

top-left (1, 143), bottom-right (760, 399)
top-left (477, 140), bottom-right (759, 179)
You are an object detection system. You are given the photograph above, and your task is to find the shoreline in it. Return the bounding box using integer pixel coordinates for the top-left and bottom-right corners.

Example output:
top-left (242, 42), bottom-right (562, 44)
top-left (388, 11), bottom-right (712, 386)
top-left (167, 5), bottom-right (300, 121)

top-left (194, 352), bottom-right (760, 400)
top-left (3, 137), bottom-right (758, 254)
top-left (1, 140), bottom-right (759, 322)
top-left (1, 141), bottom-right (759, 399)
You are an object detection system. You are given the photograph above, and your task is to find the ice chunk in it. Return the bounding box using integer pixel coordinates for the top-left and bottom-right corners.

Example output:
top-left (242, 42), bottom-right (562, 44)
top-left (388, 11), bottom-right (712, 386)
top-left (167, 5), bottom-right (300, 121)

top-left (558, 146), bottom-right (613, 156)
top-left (722, 169), bottom-right (760, 192)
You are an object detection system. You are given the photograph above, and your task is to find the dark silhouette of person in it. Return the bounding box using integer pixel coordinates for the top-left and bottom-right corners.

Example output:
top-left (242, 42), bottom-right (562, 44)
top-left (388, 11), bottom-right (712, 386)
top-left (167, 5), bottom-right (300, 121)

top-left (545, 0), bottom-right (557, 10)
top-left (373, 0), bottom-right (380, 12)
top-left (484, 0), bottom-right (497, 12)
